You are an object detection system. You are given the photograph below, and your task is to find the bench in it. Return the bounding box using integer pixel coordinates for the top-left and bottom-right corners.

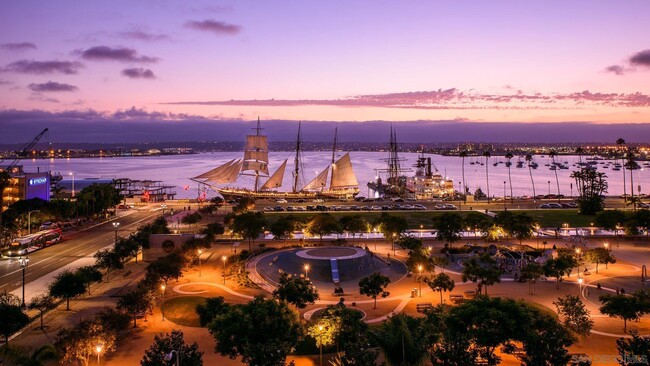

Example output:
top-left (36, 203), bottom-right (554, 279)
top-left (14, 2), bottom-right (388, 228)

top-left (416, 303), bottom-right (433, 313)
top-left (449, 295), bottom-right (465, 304)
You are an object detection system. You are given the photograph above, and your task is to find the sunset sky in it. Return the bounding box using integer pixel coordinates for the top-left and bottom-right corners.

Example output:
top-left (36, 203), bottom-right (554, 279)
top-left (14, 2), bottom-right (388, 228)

top-left (1, 1), bottom-right (650, 142)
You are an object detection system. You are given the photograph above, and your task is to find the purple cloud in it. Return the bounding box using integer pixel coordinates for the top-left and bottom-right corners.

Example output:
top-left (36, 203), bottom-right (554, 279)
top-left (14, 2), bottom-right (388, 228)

top-left (28, 81), bottom-right (78, 92)
top-left (163, 88), bottom-right (650, 109)
top-left (605, 65), bottom-right (625, 75)
top-left (0, 79), bottom-right (12, 86)
top-left (1, 60), bottom-right (83, 75)
top-left (629, 49), bottom-right (650, 67)
top-left (185, 19), bottom-right (241, 35)
top-left (121, 68), bottom-right (156, 79)
top-left (119, 30), bottom-right (170, 42)
top-left (78, 46), bottom-right (158, 63)
top-left (1, 42), bottom-right (37, 51)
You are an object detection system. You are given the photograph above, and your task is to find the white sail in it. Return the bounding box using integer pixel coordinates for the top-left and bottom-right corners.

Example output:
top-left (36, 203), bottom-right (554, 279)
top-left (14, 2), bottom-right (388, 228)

top-left (302, 166), bottom-right (330, 191)
top-left (261, 159), bottom-right (287, 190)
top-left (221, 159), bottom-right (243, 183)
top-left (192, 159), bottom-right (235, 180)
top-left (241, 160), bottom-right (269, 175)
top-left (244, 150), bottom-right (268, 162)
top-left (245, 135), bottom-right (268, 153)
top-left (330, 153), bottom-right (358, 189)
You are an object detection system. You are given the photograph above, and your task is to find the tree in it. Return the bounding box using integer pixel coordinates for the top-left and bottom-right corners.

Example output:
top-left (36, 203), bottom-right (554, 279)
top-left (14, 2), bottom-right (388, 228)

top-left (461, 253), bottom-right (502, 295)
top-left (595, 209), bottom-right (627, 236)
top-left (231, 211), bottom-right (266, 250)
top-left (431, 255), bottom-right (450, 273)
top-left (339, 215), bottom-right (368, 241)
top-left (141, 330), bottom-right (203, 366)
top-left (75, 265), bottom-right (103, 294)
top-left (599, 293), bottom-right (646, 332)
top-left (209, 296), bottom-right (303, 366)
top-left (305, 213), bottom-right (341, 241)
top-left (519, 262), bottom-right (544, 295)
top-left (56, 317), bottom-right (116, 366)
top-left (526, 153), bottom-right (536, 199)
top-left (519, 309), bottom-right (575, 366)
top-left (426, 273), bottom-right (455, 304)
top-left (181, 211), bottom-right (202, 226)
top-left (505, 152), bottom-right (514, 203)
top-left (432, 212), bottom-right (464, 249)
top-left (543, 255), bottom-right (577, 290)
top-left (483, 151), bottom-right (491, 202)
top-left (117, 288), bottom-right (154, 328)
top-left (373, 212), bottom-right (408, 242)
top-left (195, 296), bottom-right (229, 327)
top-left (0, 292), bottom-right (29, 346)
top-left (202, 222), bottom-right (225, 242)
top-left (376, 314), bottom-right (428, 366)
top-left (319, 304), bottom-right (377, 365)
top-left (145, 252), bottom-right (185, 285)
top-left (616, 331), bottom-right (650, 366)
top-left (49, 270), bottom-right (86, 310)
top-left (460, 150), bottom-right (468, 201)
top-left (464, 212), bottom-right (493, 238)
top-left (94, 249), bottom-right (123, 282)
top-left (553, 295), bottom-right (594, 337)
top-left (584, 247), bottom-right (616, 273)
top-left (28, 294), bottom-right (56, 330)
top-left (359, 272), bottom-right (390, 309)
top-left (509, 213), bottom-right (536, 244)
top-left (617, 138), bottom-right (627, 202)
top-left (625, 151), bottom-right (641, 211)
top-left (571, 167), bottom-right (608, 215)
top-left (307, 317), bottom-right (337, 358)
top-left (549, 150), bottom-right (561, 199)
top-left (270, 215), bottom-right (299, 244)
top-left (272, 272), bottom-right (319, 308)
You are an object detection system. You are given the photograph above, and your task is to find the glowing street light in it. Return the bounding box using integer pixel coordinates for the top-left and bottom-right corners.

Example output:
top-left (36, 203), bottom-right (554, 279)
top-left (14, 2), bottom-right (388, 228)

top-left (18, 256), bottom-right (29, 307)
top-left (160, 283), bottom-right (167, 321)
top-left (112, 222), bottom-right (120, 246)
top-left (222, 255), bottom-right (227, 285)
top-left (95, 344), bottom-right (103, 365)
top-left (318, 324), bottom-right (324, 366)
top-left (69, 172), bottom-right (75, 198)
top-left (304, 264), bottom-right (310, 279)
top-left (418, 264), bottom-right (423, 297)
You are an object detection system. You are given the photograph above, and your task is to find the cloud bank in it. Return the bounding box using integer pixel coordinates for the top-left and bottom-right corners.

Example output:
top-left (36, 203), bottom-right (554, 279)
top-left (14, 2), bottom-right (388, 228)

top-left (78, 46), bottom-right (158, 63)
top-left (1, 60), bottom-right (83, 75)
top-left (121, 68), bottom-right (156, 79)
top-left (28, 82), bottom-right (78, 92)
top-left (1, 42), bottom-right (37, 51)
top-left (185, 19), bottom-right (242, 35)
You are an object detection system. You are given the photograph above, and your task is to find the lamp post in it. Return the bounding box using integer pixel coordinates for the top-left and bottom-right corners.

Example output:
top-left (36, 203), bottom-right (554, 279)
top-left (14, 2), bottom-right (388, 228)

top-left (604, 242), bottom-right (610, 268)
top-left (575, 248), bottom-right (581, 275)
top-left (578, 276), bottom-right (583, 296)
top-left (420, 224), bottom-right (423, 238)
top-left (164, 350), bottom-right (180, 366)
top-left (28, 209), bottom-right (40, 235)
top-left (392, 233), bottom-right (397, 256)
top-left (418, 264), bottom-right (423, 297)
top-left (161, 283), bottom-right (166, 321)
top-left (222, 255), bottom-right (227, 285)
top-left (18, 256), bottom-right (29, 307)
top-left (69, 172), bottom-right (75, 198)
top-left (96, 344), bottom-right (103, 365)
top-left (197, 249), bottom-right (203, 277)
top-left (112, 222), bottom-right (120, 246)
top-left (161, 204), bottom-right (167, 217)
top-left (304, 264), bottom-right (310, 279)
top-left (503, 181), bottom-right (507, 210)
top-left (547, 180), bottom-right (551, 195)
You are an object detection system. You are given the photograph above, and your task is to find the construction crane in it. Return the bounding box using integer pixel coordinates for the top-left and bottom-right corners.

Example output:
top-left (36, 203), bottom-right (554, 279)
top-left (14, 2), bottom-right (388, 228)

top-left (0, 128), bottom-right (49, 172)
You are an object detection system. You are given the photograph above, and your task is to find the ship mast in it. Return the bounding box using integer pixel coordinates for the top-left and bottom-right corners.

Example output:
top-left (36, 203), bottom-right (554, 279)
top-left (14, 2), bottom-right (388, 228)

top-left (331, 127), bottom-right (338, 164)
top-left (292, 122), bottom-right (302, 193)
top-left (253, 117), bottom-right (262, 191)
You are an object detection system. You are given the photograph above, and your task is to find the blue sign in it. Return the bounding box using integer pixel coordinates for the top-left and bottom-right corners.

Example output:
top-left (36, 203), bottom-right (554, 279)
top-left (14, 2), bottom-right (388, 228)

top-left (29, 177), bottom-right (48, 186)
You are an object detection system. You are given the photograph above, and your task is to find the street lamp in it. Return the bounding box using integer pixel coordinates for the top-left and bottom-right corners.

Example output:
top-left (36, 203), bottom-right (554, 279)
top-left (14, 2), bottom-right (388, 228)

top-left (503, 180), bottom-right (507, 210)
top-left (69, 172), bottom-right (75, 198)
top-left (318, 325), bottom-right (324, 366)
top-left (18, 256), bottom-right (29, 307)
top-left (575, 248), bottom-right (581, 275)
top-left (304, 264), bottom-right (310, 279)
top-left (417, 264), bottom-right (423, 297)
top-left (164, 350), bottom-right (180, 366)
top-left (578, 276), bottom-right (584, 295)
top-left (161, 283), bottom-right (166, 321)
top-left (392, 233), bottom-right (397, 256)
top-left (222, 255), bottom-right (227, 285)
top-left (27, 209), bottom-right (40, 235)
top-left (96, 344), bottom-right (103, 365)
top-left (112, 222), bottom-right (120, 246)
top-left (420, 224), bottom-right (423, 238)
top-left (197, 249), bottom-right (203, 277)
top-left (547, 180), bottom-right (551, 195)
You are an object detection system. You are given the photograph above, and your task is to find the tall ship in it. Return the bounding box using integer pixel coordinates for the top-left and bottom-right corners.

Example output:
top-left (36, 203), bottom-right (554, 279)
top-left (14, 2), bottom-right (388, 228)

top-left (191, 120), bottom-right (359, 200)
top-left (368, 127), bottom-right (454, 199)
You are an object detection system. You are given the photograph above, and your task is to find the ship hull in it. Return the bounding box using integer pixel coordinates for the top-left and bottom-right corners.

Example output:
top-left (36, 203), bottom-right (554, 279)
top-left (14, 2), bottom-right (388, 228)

top-left (217, 187), bottom-right (359, 201)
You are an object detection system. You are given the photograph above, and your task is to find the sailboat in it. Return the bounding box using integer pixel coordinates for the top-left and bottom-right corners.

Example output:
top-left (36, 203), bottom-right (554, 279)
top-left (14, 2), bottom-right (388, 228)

top-left (191, 119), bottom-right (359, 200)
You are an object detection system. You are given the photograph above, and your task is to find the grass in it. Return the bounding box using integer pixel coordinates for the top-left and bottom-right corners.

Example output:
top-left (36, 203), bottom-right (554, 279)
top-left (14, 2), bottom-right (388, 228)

top-left (263, 209), bottom-right (596, 229)
top-left (163, 296), bottom-right (205, 327)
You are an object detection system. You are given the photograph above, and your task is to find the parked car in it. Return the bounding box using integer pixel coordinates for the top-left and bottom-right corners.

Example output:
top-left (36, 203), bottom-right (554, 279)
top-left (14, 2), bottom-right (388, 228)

top-left (313, 199), bottom-right (324, 203)
top-left (276, 199), bottom-right (288, 204)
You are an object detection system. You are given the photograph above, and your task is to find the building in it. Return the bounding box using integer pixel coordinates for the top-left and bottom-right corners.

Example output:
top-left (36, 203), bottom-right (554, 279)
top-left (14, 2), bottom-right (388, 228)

top-left (1, 165), bottom-right (50, 212)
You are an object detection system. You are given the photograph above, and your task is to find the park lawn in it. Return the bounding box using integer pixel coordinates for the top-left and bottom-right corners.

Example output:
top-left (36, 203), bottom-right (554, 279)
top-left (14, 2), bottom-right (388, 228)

top-left (262, 211), bottom-right (479, 229)
top-left (163, 296), bottom-right (205, 327)
top-left (491, 210), bottom-right (596, 228)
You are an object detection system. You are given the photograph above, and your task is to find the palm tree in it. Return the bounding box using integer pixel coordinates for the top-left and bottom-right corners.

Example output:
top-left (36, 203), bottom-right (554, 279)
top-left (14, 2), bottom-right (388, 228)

top-left (459, 150), bottom-right (468, 202)
top-left (483, 151), bottom-right (491, 203)
top-left (616, 138), bottom-right (627, 201)
top-left (549, 150), bottom-right (561, 201)
top-left (575, 146), bottom-right (584, 163)
top-left (626, 151), bottom-right (640, 211)
top-left (505, 152), bottom-right (514, 203)
top-left (525, 154), bottom-right (536, 200)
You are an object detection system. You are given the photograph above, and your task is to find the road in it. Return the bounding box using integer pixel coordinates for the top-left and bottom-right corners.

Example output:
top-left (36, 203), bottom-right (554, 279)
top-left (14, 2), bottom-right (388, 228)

top-left (0, 208), bottom-right (162, 294)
